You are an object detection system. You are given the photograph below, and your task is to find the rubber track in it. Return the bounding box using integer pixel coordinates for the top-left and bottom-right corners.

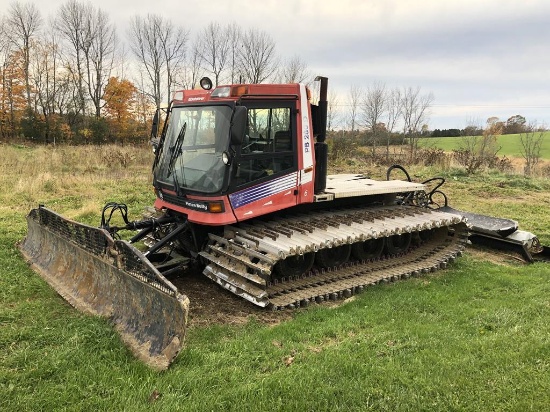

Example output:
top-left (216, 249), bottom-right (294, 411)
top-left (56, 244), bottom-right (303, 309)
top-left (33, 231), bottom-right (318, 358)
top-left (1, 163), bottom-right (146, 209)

top-left (201, 205), bottom-right (468, 308)
top-left (267, 231), bottom-right (465, 309)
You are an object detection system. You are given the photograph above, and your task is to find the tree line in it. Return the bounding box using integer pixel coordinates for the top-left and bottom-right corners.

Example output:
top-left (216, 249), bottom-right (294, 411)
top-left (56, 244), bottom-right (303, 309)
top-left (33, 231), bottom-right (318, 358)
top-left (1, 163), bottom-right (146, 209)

top-left (331, 83), bottom-right (434, 162)
top-left (3, 0), bottom-right (537, 151)
top-left (431, 114), bottom-right (532, 137)
top-left (0, 1), bottom-right (312, 144)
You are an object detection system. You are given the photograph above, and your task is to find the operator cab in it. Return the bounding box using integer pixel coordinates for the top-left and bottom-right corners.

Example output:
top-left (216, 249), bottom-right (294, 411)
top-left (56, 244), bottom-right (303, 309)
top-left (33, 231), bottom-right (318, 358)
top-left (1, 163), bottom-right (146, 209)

top-left (152, 81), bottom-right (300, 198)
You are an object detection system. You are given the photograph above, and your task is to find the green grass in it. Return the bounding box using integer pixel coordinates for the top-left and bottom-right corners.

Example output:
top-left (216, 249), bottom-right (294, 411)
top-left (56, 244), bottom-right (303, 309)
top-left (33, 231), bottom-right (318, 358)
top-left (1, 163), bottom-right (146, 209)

top-left (420, 132), bottom-right (550, 159)
top-left (2, 250), bottom-right (549, 411)
top-left (1, 144), bottom-right (550, 411)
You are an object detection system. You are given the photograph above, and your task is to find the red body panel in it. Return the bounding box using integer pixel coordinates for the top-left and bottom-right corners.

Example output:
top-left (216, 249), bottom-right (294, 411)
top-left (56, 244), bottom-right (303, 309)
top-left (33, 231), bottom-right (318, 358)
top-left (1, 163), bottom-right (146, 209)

top-left (154, 194), bottom-right (237, 226)
top-left (232, 190), bottom-right (297, 221)
top-left (229, 172), bottom-right (299, 221)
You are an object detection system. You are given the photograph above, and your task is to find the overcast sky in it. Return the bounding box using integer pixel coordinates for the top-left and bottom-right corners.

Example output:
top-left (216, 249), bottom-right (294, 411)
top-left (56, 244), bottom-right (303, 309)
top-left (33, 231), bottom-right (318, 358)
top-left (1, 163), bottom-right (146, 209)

top-left (14, 0), bottom-right (550, 129)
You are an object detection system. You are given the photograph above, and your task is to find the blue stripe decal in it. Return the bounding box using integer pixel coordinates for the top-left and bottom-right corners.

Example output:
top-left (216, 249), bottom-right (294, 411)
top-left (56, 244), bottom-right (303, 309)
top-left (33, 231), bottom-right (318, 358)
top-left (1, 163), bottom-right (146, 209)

top-left (230, 173), bottom-right (297, 209)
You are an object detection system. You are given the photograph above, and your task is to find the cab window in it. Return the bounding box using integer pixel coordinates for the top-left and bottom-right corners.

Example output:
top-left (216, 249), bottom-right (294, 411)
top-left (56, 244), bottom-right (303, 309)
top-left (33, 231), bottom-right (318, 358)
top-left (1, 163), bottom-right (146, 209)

top-left (235, 105), bottom-right (295, 186)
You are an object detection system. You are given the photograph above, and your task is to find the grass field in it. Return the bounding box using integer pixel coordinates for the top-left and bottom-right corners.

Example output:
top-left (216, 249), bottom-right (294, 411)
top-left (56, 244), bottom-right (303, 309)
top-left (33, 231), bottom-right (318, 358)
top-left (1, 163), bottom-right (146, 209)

top-left (420, 132), bottom-right (550, 159)
top-left (1, 144), bottom-right (549, 411)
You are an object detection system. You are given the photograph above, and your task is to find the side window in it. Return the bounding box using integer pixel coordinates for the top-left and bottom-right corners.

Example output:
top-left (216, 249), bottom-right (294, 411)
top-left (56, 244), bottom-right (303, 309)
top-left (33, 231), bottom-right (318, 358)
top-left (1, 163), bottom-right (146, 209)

top-left (236, 105), bottom-right (295, 187)
top-left (271, 108), bottom-right (292, 152)
top-left (244, 107), bottom-right (292, 153)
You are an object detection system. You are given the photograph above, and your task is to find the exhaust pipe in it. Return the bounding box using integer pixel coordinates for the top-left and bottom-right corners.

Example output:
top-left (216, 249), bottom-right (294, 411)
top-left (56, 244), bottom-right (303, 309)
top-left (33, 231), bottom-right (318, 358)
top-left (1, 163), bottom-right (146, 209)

top-left (314, 76), bottom-right (328, 193)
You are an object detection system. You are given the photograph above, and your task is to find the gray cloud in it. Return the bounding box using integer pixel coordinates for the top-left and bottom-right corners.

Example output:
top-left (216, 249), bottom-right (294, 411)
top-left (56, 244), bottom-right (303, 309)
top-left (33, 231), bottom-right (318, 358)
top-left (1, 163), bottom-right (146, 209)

top-left (31, 0), bottom-right (550, 128)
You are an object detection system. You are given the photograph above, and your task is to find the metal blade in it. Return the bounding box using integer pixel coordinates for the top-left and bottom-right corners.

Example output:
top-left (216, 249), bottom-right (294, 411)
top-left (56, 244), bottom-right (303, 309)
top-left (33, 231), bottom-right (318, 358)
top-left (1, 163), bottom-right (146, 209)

top-left (19, 207), bottom-right (189, 370)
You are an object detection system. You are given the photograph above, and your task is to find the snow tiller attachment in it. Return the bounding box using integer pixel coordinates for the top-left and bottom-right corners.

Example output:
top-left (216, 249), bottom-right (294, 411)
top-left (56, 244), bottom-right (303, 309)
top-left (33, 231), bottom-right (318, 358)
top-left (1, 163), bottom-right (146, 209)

top-left (19, 206), bottom-right (189, 370)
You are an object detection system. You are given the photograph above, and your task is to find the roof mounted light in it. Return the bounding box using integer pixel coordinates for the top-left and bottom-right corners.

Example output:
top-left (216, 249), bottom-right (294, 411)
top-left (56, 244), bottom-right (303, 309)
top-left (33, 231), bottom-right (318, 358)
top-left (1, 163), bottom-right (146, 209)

top-left (230, 85), bottom-right (248, 97)
top-left (200, 77), bottom-right (213, 90)
top-left (211, 86), bottom-right (231, 98)
top-left (211, 85), bottom-right (249, 98)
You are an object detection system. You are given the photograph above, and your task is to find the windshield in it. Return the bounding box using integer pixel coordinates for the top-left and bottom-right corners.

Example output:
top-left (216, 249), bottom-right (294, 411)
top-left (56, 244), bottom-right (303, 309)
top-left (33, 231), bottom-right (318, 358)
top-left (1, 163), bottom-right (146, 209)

top-left (155, 105), bottom-right (232, 193)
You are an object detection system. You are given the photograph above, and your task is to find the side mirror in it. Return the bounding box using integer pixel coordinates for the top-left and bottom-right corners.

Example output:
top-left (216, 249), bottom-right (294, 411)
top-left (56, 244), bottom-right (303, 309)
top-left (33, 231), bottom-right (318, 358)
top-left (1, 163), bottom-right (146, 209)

top-left (151, 110), bottom-right (160, 139)
top-left (150, 110), bottom-right (161, 152)
top-left (230, 106), bottom-right (247, 146)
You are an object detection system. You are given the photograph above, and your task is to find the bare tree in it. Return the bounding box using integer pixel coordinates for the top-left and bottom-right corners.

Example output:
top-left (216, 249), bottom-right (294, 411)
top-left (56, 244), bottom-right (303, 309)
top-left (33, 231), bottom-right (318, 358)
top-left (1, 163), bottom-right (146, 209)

top-left (196, 22), bottom-right (229, 86)
top-left (33, 23), bottom-right (72, 119)
top-left (5, 1), bottom-right (42, 109)
top-left (520, 123), bottom-right (545, 176)
top-left (55, 0), bottom-right (91, 116)
top-left (278, 55), bottom-right (312, 84)
top-left (362, 83), bottom-right (386, 130)
top-left (0, 18), bottom-right (16, 137)
top-left (361, 82), bottom-right (386, 155)
top-left (31, 26), bottom-right (60, 142)
top-left (113, 43), bottom-right (130, 80)
top-left (238, 28), bottom-right (278, 84)
top-left (52, 71), bottom-right (72, 117)
top-left (128, 14), bottom-right (187, 110)
top-left (327, 89), bottom-right (340, 131)
top-left (159, 19), bottom-right (188, 105)
top-left (347, 84), bottom-right (362, 133)
top-left (134, 71), bottom-right (153, 126)
top-left (179, 36), bottom-right (202, 89)
top-left (226, 23), bottom-right (241, 84)
top-left (400, 86), bottom-right (433, 160)
top-left (129, 14), bottom-right (162, 110)
top-left (0, 19), bottom-right (9, 63)
top-left (383, 87), bottom-right (402, 160)
top-left (462, 118), bottom-right (483, 136)
top-left (80, 6), bottom-right (116, 117)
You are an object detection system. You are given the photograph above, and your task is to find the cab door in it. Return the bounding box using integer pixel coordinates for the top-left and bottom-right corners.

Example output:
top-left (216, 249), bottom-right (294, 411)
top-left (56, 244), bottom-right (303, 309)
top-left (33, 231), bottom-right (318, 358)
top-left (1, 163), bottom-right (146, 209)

top-left (229, 102), bottom-right (298, 221)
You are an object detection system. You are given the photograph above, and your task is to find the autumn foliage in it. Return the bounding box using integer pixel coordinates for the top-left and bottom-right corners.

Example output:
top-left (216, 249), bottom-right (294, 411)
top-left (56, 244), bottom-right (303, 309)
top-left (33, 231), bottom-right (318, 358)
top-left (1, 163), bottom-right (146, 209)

top-left (103, 77), bottom-right (142, 142)
top-left (0, 49), bottom-right (27, 139)
top-left (0, 3), bottom-right (152, 144)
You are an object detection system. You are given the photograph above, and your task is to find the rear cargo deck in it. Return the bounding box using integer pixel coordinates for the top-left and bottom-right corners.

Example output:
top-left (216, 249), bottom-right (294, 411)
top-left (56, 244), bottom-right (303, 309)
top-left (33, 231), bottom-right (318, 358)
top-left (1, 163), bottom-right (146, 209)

top-left (314, 175), bottom-right (425, 201)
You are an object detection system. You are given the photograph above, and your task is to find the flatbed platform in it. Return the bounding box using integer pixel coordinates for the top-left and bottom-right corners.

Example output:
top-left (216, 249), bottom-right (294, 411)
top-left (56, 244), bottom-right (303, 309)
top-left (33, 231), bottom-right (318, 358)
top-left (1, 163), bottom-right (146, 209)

top-left (314, 174), bottom-right (425, 201)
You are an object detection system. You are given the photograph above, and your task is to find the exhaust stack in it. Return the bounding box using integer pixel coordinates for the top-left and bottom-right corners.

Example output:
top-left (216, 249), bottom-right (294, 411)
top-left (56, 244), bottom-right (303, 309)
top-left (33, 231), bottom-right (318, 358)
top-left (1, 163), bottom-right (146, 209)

top-left (314, 76), bottom-right (328, 193)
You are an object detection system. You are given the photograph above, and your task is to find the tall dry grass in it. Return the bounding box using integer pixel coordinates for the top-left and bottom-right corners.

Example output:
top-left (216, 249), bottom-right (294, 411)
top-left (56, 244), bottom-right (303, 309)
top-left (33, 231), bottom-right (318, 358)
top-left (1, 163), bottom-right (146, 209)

top-left (3, 141), bottom-right (549, 229)
top-left (0, 143), bottom-right (155, 219)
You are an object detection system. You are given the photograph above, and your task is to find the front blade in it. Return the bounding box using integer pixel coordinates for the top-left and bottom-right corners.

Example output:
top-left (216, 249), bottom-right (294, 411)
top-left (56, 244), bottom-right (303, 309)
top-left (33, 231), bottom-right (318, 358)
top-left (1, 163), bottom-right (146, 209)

top-left (19, 206), bottom-right (189, 370)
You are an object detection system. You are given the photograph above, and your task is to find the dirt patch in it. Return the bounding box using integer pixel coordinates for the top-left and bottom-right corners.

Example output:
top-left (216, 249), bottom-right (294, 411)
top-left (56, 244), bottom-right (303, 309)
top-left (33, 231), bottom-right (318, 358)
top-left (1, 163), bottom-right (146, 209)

top-left (466, 244), bottom-right (528, 266)
top-left (170, 268), bottom-right (294, 328)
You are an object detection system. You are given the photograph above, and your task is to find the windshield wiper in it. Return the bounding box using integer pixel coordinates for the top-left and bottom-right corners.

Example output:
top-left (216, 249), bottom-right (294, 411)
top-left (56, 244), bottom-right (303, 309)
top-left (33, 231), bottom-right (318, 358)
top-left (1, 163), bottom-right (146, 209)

top-left (166, 122), bottom-right (186, 178)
